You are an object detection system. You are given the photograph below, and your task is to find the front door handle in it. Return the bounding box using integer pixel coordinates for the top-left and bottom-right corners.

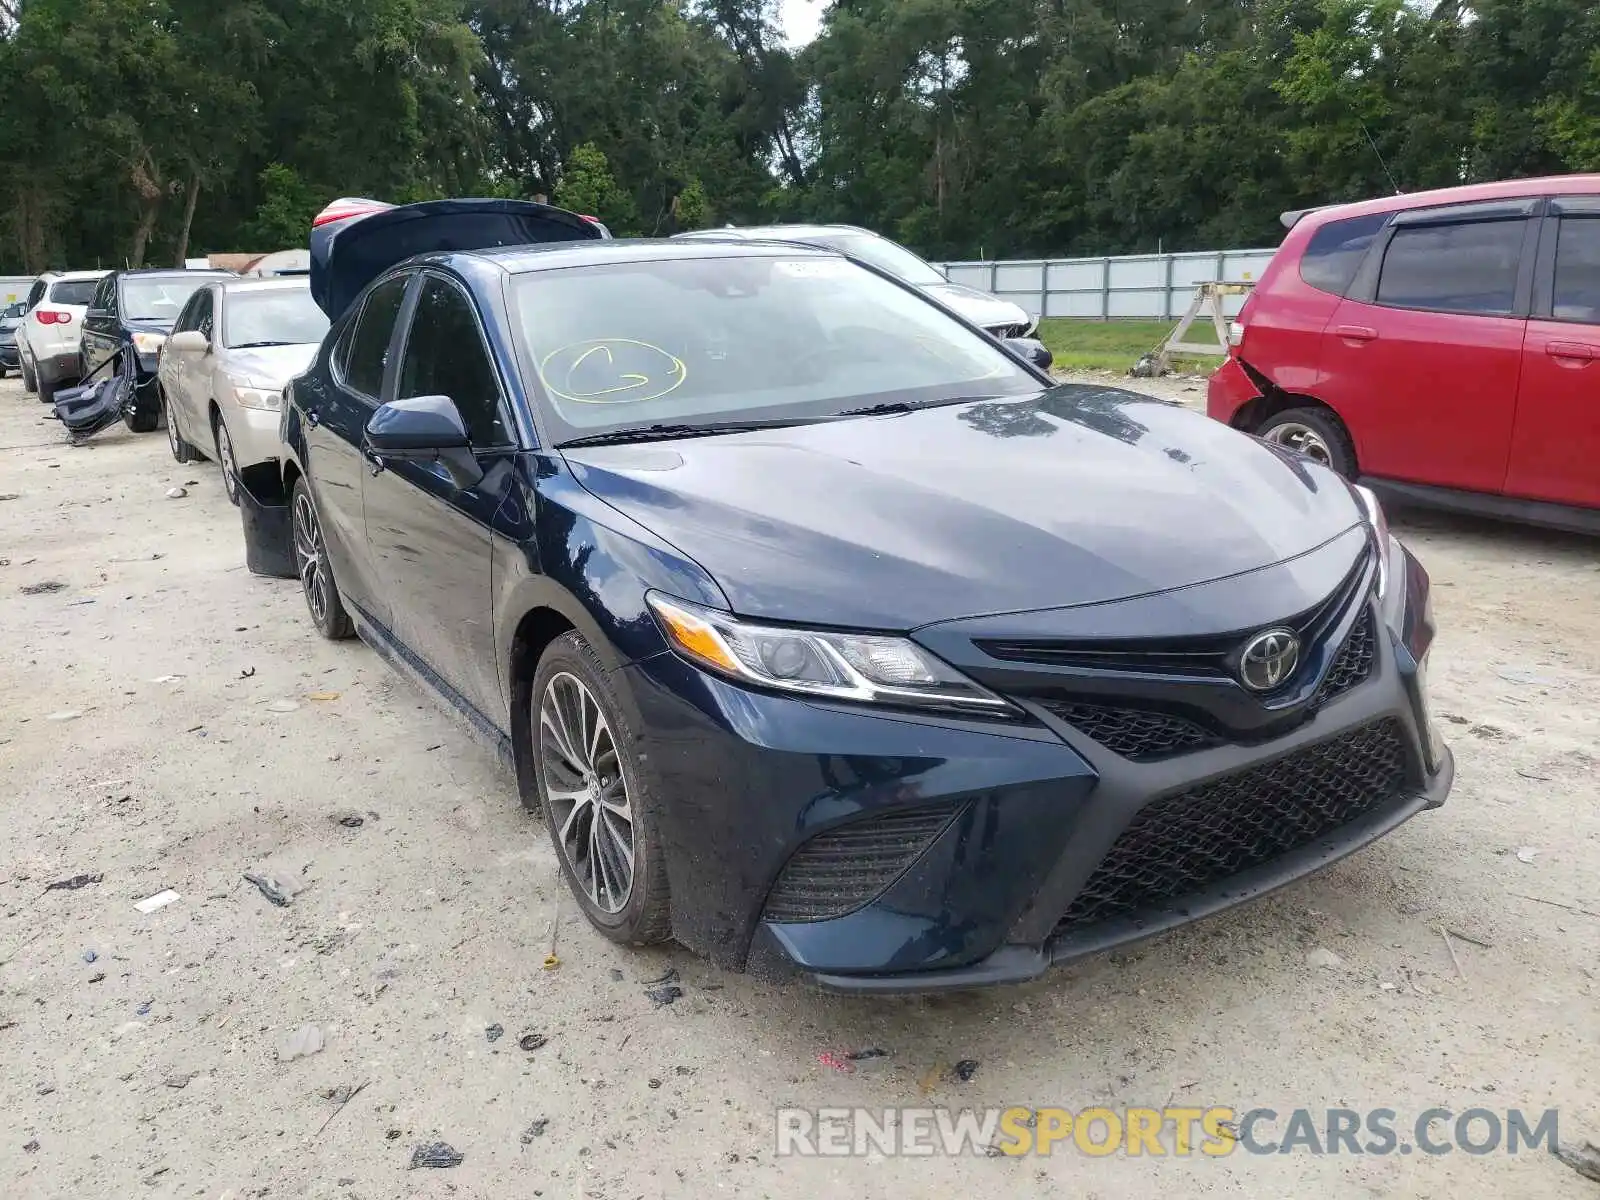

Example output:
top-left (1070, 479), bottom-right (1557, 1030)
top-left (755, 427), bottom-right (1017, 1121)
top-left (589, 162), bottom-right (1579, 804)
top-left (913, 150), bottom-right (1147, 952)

top-left (1545, 341), bottom-right (1596, 364)
top-left (1335, 325), bottom-right (1379, 343)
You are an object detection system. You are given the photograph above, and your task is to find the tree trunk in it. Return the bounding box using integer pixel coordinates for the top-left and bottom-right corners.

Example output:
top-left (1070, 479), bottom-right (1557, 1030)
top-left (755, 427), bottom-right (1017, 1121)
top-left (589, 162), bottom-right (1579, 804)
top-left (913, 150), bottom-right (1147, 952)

top-left (173, 172), bottom-right (201, 265)
top-left (130, 200), bottom-right (160, 268)
top-left (128, 151), bottom-right (165, 268)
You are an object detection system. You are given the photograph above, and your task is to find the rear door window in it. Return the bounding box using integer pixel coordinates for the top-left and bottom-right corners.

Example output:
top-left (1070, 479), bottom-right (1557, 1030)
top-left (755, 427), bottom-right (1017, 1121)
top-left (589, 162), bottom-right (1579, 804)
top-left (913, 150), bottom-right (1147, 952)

top-left (1298, 213), bottom-right (1389, 296)
top-left (341, 275), bottom-right (410, 399)
top-left (1551, 215), bottom-right (1600, 324)
top-left (396, 276), bottom-right (510, 446)
top-left (1376, 219), bottom-right (1526, 316)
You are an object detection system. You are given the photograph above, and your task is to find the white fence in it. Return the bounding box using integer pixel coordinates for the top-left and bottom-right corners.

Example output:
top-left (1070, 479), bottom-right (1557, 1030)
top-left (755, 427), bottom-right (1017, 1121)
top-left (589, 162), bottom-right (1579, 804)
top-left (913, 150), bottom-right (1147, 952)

top-left (935, 248), bottom-right (1279, 321)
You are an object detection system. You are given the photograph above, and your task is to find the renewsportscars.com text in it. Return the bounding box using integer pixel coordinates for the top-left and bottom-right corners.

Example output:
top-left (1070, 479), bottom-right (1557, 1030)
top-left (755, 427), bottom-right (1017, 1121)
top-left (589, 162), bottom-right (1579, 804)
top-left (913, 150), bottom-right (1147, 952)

top-left (774, 1106), bottom-right (1561, 1158)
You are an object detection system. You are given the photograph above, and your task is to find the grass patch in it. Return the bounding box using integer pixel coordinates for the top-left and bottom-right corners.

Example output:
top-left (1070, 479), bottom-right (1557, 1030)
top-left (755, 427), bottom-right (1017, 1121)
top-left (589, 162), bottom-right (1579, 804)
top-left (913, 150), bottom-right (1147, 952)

top-left (1036, 318), bottom-right (1226, 373)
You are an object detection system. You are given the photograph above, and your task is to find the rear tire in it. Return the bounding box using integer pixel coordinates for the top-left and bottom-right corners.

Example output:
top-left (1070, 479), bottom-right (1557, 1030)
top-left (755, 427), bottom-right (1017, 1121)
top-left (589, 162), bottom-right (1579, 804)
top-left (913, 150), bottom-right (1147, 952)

top-left (21, 357), bottom-right (36, 393)
top-left (290, 476), bottom-right (355, 640)
top-left (164, 387), bottom-right (198, 463)
top-left (1256, 406), bottom-right (1358, 480)
top-left (532, 631), bottom-right (672, 947)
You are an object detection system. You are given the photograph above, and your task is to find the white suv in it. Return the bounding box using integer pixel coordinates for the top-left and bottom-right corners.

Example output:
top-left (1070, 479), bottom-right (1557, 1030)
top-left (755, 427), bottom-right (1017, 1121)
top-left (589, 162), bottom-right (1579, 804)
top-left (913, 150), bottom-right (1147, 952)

top-left (18, 269), bottom-right (110, 402)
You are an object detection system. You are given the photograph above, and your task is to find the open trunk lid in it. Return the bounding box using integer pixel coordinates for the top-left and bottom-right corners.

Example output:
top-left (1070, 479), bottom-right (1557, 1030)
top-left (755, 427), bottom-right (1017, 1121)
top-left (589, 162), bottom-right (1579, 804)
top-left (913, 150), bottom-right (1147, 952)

top-left (309, 197), bottom-right (609, 319)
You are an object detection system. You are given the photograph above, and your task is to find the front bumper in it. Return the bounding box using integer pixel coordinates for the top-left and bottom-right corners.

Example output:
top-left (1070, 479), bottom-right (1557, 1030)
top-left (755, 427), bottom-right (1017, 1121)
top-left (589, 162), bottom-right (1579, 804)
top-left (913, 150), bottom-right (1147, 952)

top-left (225, 403), bottom-right (284, 470)
top-left (623, 539), bottom-right (1449, 992)
top-left (0, 342), bottom-right (18, 367)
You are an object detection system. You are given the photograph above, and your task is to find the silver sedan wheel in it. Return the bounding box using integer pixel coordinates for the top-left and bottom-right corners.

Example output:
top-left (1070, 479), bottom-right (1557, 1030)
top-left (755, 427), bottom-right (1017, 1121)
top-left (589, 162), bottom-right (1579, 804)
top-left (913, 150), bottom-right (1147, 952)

top-left (292, 490), bottom-right (330, 626)
top-left (216, 418), bottom-right (240, 504)
top-left (539, 672), bottom-right (634, 914)
top-left (165, 392), bottom-right (182, 457)
top-left (1262, 421), bottom-right (1333, 467)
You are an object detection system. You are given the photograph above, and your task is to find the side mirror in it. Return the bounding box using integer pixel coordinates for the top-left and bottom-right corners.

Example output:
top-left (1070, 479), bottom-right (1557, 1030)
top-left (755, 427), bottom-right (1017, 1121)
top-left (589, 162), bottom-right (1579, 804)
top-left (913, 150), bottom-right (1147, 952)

top-left (363, 395), bottom-right (482, 489)
top-left (168, 330), bottom-right (209, 354)
top-left (1005, 336), bottom-right (1054, 372)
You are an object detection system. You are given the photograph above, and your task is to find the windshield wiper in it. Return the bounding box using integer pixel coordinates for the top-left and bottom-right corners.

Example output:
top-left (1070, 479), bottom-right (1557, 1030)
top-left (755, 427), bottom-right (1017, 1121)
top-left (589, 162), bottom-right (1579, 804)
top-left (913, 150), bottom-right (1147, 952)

top-left (557, 419), bottom-right (811, 448)
top-left (229, 340), bottom-right (296, 349)
top-left (832, 395), bottom-right (1002, 420)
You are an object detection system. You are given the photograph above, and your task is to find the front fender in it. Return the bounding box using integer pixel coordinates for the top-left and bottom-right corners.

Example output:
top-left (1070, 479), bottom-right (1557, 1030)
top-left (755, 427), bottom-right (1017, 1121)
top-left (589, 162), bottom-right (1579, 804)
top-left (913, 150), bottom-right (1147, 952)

top-left (492, 453), bottom-right (727, 703)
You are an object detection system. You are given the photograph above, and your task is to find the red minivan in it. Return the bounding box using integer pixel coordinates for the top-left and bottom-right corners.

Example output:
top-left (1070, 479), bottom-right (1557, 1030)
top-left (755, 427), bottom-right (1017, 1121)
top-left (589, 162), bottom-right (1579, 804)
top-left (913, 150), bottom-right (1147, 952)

top-left (1208, 175), bottom-right (1600, 533)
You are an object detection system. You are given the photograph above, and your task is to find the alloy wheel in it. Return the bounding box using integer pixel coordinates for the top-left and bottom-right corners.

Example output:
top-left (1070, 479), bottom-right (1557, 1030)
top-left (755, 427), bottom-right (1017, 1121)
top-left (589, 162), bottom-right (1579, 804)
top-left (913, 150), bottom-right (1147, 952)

top-left (292, 490), bottom-right (330, 626)
top-left (539, 672), bottom-right (635, 914)
top-left (165, 395), bottom-right (182, 459)
top-left (1262, 422), bottom-right (1333, 467)
top-left (216, 419), bottom-right (240, 504)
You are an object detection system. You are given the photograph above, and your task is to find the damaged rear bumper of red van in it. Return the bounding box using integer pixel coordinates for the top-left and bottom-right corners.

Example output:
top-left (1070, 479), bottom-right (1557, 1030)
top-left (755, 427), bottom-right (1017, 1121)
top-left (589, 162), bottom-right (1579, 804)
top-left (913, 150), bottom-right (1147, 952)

top-left (1206, 355), bottom-right (1261, 426)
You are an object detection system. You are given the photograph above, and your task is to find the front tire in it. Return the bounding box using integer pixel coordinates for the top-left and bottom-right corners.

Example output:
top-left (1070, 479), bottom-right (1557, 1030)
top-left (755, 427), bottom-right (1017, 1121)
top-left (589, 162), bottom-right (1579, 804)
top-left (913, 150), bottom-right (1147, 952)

top-left (164, 387), bottom-right (198, 463)
top-left (1257, 406), bottom-right (1358, 479)
top-left (532, 631), bottom-right (671, 946)
top-left (290, 476), bottom-right (355, 640)
top-left (213, 411), bottom-right (241, 506)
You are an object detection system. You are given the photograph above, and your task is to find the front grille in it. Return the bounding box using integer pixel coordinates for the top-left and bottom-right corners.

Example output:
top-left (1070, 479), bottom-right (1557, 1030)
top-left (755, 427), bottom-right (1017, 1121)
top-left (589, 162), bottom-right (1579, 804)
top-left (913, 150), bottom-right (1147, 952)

top-left (1311, 609), bottom-right (1376, 707)
top-left (1039, 700), bottom-right (1220, 761)
top-left (1054, 718), bottom-right (1409, 932)
top-left (979, 546), bottom-right (1372, 677)
top-left (762, 804), bottom-right (960, 923)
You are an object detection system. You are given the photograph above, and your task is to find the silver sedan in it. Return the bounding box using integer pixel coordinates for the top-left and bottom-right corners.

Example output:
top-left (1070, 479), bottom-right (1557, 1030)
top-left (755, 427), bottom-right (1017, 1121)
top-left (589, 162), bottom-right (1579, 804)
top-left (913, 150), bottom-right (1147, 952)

top-left (157, 277), bottom-right (328, 504)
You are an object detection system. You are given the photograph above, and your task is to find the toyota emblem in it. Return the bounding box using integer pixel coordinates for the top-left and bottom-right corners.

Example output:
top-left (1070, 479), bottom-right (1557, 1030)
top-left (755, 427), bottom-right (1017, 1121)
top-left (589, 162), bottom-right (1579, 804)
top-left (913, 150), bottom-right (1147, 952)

top-left (1239, 629), bottom-right (1301, 692)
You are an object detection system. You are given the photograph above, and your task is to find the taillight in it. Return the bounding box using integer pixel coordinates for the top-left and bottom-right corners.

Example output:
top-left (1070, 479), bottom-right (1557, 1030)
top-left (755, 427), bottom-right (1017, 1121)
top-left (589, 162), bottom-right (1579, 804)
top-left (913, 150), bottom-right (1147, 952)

top-left (1228, 320), bottom-right (1244, 347)
top-left (35, 309), bottom-right (72, 325)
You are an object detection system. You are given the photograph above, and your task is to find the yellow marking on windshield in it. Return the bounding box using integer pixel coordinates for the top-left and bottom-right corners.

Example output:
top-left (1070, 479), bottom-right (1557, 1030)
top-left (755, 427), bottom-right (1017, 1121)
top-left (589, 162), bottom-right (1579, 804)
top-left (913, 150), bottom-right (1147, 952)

top-left (539, 338), bottom-right (688, 405)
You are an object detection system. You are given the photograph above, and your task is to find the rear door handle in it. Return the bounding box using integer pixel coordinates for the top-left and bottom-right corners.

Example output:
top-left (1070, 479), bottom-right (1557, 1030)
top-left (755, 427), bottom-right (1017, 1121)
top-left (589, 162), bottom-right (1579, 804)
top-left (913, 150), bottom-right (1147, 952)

top-left (1545, 341), bottom-right (1596, 363)
top-left (304, 407), bottom-right (320, 427)
top-left (1335, 325), bottom-right (1379, 343)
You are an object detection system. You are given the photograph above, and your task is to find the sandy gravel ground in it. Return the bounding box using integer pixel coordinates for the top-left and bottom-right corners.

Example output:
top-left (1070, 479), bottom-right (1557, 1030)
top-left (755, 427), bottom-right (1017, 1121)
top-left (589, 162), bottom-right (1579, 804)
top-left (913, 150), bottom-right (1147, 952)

top-left (1, 371), bottom-right (1598, 1199)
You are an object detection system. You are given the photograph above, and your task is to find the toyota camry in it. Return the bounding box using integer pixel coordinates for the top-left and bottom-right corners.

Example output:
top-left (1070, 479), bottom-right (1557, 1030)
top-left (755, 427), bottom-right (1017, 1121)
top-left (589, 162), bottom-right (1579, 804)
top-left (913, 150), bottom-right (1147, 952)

top-left (251, 197), bottom-right (1454, 992)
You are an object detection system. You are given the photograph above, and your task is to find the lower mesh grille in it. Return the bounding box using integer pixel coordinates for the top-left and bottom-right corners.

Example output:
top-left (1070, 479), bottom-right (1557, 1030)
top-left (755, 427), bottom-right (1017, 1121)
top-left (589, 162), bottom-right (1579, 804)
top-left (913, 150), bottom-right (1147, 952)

top-left (1313, 609), bottom-right (1377, 707)
top-left (1055, 719), bottom-right (1409, 932)
top-left (1039, 700), bottom-right (1220, 761)
top-left (763, 804), bottom-right (960, 923)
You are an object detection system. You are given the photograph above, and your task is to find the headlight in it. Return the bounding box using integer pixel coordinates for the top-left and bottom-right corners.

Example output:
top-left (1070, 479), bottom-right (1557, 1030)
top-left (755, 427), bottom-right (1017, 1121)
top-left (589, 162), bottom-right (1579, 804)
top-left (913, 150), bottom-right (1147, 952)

top-left (131, 331), bottom-right (167, 356)
top-left (230, 381), bottom-right (282, 411)
top-left (1354, 484), bottom-right (1392, 600)
top-left (647, 593), bottom-right (1015, 716)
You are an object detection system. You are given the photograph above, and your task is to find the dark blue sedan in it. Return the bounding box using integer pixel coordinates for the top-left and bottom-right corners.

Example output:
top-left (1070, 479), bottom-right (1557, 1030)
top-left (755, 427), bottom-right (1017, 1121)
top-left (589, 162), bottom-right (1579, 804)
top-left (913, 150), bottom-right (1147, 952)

top-left (256, 197), bottom-right (1453, 992)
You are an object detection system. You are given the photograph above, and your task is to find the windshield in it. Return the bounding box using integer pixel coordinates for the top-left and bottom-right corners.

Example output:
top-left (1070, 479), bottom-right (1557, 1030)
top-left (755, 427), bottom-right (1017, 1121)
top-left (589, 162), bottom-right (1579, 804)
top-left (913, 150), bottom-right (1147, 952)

top-left (511, 254), bottom-right (1038, 443)
top-left (224, 287), bottom-right (329, 348)
top-left (800, 232), bottom-right (947, 286)
top-left (122, 277), bottom-right (213, 324)
top-left (48, 280), bottom-right (99, 306)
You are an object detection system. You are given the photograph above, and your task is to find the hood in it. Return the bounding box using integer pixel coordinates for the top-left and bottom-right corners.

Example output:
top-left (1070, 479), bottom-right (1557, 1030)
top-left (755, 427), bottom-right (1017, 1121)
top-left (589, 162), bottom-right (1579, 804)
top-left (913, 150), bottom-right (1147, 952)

top-left (922, 281), bottom-right (1032, 331)
top-left (309, 197), bottom-right (607, 319)
top-left (222, 342), bottom-right (318, 387)
top-left (562, 386), bottom-right (1365, 630)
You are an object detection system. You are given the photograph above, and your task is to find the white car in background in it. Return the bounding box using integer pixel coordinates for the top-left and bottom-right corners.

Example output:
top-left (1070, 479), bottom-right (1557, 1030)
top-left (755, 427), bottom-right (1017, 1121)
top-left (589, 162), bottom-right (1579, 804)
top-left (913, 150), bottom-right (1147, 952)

top-left (17, 269), bottom-right (110, 402)
top-left (674, 224), bottom-right (1039, 339)
top-left (157, 277), bottom-right (329, 504)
